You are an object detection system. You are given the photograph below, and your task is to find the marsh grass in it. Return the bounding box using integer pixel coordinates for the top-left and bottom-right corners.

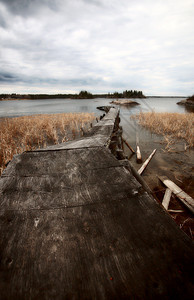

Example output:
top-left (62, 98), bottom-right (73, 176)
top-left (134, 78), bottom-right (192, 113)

top-left (0, 112), bottom-right (95, 175)
top-left (133, 112), bottom-right (194, 150)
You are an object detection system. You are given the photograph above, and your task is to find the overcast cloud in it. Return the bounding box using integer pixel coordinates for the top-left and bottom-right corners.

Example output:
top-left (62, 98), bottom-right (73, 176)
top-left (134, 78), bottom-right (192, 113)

top-left (0, 0), bottom-right (194, 95)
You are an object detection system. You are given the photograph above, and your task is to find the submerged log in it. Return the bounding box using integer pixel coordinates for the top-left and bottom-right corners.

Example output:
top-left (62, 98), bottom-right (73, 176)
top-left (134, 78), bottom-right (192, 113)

top-left (159, 176), bottom-right (194, 214)
top-left (162, 188), bottom-right (172, 210)
top-left (138, 149), bottom-right (156, 175)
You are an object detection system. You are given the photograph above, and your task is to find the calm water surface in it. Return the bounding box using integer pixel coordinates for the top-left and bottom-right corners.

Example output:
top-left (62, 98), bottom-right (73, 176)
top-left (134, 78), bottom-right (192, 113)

top-left (0, 97), bottom-right (189, 118)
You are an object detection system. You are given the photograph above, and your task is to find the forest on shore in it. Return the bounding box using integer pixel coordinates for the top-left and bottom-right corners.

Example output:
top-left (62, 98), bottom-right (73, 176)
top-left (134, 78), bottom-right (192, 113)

top-left (0, 90), bottom-right (146, 100)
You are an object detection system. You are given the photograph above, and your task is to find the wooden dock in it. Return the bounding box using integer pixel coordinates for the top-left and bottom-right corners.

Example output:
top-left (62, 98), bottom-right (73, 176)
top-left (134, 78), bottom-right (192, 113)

top-left (0, 108), bottom-right (193, 299)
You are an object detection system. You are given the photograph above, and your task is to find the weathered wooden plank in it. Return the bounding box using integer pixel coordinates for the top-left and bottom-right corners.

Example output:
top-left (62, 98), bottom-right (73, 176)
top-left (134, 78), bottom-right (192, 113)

top-left (39, 134), bottom-right (109, 150)
top-left (138, 149), bottom-right (157, 175)
top-left (159, 176), bottom-right (194, 214)
top-left (94, 119), bottom-right (115, 126)
top-left (0, 197), bottom-right (193, 300)
top-left (0, 164), bottom-right (141, 211)
top-left (84, 124), bottom-right (114, 137)
top-left (102, 107), bottom-right (119, 120)
top-left (2, 147), bottom-right (120, 177)
top-left (162, 188), bottom-right (172, 210)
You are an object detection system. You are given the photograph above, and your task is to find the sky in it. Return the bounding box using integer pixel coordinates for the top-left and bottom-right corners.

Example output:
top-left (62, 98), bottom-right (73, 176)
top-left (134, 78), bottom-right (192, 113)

top-left (0, 0), bottom-right (194, 96)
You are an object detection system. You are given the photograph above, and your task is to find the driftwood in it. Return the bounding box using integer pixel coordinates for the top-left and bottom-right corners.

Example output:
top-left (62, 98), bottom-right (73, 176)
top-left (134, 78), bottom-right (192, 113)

top-left (121, 137), bottom-right (135, 154)
top-left (159, 176), bottom-right (194, 214)
top-left (138, 149), bottom-right (156, 175)
top-left (162, 188), bottom-right (172, 210)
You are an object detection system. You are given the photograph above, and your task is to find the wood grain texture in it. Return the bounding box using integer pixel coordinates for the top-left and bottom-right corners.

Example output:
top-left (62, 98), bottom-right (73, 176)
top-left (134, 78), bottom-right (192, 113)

top-left (0, 108), bottom-right (194, 299)
top-left (159, 176), bottom-right (194, 214)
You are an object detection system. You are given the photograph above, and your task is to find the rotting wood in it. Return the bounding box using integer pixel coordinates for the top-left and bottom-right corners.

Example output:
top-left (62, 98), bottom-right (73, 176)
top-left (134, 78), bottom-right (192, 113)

top-left (159, 176), bottom-right (194, 214)
top-left (121, 137), bottom-right (135, 154)
top-left (138, 149), bottom-right (156, 175)
top-left (162, 188), bottom-right (172, 210)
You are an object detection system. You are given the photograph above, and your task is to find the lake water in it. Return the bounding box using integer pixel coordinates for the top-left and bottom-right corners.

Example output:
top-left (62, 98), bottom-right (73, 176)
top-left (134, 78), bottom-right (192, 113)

top-left (0, 97), bottom-right (190, 118)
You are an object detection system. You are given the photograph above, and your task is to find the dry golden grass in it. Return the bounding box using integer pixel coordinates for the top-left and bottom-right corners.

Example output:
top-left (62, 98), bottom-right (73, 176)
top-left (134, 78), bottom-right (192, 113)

top-left (133, 112), bottom-right (194, 148)
top-left (0, 113), bottom-right (95, 175)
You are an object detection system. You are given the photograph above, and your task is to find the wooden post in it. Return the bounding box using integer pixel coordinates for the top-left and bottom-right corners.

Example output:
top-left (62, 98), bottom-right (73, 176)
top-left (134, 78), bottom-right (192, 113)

top-left (121, 137), bottom-right (135, 154)
top-left (158, 176), bottom-right (194, 214)
top-left (136, 145), bottom-right (142, 163)
top-left (138, 149), bottom-right (156, 175)
top-left (162, 188), bottom-right (172, 210)
top-left (136, 133), bottom-right (142, 163)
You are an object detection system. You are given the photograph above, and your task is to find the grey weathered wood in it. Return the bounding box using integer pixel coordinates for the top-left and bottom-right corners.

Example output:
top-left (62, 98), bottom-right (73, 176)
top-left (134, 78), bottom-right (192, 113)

top-left (138, 149), bottom-right (156, 175)
top-left (162, 188), bottom-right (172, 210)
top-left (159, 176), bottom-right (194, 214)
top-left (0, 108), bottom-right (194, 299)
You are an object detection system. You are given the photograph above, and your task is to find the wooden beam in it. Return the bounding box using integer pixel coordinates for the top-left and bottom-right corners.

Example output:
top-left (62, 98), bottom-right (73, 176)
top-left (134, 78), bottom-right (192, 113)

top-left (138, 149), bottom-right (156, 175)
top-left (121, 137), bottom-right (135, 154)
top-left (159, 176), bottom-right (194, 214)
top-left (162, 188), bottom-right (172, 210)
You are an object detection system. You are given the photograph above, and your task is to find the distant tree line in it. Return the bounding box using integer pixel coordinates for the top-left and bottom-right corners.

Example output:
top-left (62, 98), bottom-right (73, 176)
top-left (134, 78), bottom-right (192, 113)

top-left (0, 90), bottom-right (146, 100)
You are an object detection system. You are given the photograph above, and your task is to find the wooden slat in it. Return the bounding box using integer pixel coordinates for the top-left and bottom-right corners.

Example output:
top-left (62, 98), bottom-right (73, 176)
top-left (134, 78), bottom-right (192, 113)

top-left (162, 188), bottom-right (172, 210)
top-left (159, 176), bottom-right (194, 214)
top-left (138, 149), bottom-right (156, 175)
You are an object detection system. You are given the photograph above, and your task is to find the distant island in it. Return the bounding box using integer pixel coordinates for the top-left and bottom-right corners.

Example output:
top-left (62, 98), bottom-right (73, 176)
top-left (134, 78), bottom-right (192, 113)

top-left (0, 90), bottom-right (146, 100)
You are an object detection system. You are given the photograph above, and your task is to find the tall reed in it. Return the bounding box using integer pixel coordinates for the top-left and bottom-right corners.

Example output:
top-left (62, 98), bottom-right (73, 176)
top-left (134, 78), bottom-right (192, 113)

top-left (0, 113), bottom-right (95, 175)
top-left (133, 112), bottom-right (194, 148)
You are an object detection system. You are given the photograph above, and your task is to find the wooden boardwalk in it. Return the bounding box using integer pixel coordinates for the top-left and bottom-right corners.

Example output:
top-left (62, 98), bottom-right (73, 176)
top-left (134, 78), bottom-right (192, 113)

top-left (0, 108), bottom-right (193, 299)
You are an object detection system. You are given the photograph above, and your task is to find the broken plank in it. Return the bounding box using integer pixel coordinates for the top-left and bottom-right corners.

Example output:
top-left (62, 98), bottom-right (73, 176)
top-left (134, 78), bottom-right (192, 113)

top-left (162, 188), bottom-right (172, 210)
top-left (159, 176), bottom-right (194, 214)
top-left (138, 149), bottom-right (156, 175)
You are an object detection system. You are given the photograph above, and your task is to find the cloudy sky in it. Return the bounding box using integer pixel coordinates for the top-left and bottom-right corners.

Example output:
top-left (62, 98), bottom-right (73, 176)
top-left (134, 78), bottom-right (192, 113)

top-left (0, 0), bottom-right (194, 96)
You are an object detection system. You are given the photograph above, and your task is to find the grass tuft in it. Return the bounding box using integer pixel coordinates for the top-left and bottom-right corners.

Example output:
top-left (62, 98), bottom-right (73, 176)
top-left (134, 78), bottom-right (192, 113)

top-left (133, 112), bottom-right (194, 148)
top-left (0, 113), bottom-right (95, 175)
